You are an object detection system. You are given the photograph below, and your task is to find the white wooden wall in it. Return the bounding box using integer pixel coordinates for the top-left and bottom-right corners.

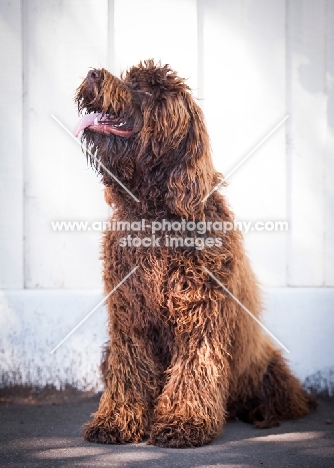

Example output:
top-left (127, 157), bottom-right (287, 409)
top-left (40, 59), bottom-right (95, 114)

top-left (0, 0), bottom-right (333, 390)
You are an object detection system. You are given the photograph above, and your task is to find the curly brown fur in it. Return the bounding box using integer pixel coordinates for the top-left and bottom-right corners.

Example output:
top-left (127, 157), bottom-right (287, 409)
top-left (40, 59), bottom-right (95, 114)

top-left (74, 60), bottom-right (316, 448)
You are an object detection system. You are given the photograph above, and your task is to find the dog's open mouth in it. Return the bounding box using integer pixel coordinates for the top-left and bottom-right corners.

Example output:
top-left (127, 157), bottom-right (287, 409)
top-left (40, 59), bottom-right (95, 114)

top-left (73, 112), bottom-right (133, 137)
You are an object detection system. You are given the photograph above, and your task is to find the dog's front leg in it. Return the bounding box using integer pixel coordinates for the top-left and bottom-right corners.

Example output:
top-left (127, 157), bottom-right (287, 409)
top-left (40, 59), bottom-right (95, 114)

top-left (84, 312), bottom-right (162, 444)
top-left (149, 303), bottom-right (230, 448)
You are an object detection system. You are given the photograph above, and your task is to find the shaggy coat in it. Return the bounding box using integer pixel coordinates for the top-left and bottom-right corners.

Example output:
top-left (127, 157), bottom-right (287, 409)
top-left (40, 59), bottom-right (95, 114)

top-left (74, 60), bottom-right (316, 448)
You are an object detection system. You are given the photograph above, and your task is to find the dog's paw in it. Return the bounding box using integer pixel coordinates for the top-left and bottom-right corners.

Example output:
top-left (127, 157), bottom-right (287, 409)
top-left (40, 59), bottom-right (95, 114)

top-left (149, 420), bottom-right (214, 448)
top-left (83, 418), bottom-right (145, 444)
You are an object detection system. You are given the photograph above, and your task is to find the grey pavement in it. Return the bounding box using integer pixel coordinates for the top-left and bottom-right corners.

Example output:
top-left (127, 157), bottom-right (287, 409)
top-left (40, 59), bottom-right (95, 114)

top-left (0, 395), bottom-right (333, 468)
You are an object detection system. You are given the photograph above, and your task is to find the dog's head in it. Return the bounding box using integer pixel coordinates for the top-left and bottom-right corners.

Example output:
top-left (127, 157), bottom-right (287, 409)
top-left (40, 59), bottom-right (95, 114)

top-left (74, 60), bottom-right (221, 216)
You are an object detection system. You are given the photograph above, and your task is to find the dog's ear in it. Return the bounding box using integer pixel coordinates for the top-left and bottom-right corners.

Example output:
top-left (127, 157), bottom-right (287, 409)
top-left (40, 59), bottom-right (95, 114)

top-left (141, 93), bottom-right (190, 157)
top-left (164, 97), bottom-right (217, 218)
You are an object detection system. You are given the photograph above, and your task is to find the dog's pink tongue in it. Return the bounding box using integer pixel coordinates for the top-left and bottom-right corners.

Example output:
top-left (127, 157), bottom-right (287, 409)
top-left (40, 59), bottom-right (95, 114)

top-left (73, 112), bottom-right (102, 137)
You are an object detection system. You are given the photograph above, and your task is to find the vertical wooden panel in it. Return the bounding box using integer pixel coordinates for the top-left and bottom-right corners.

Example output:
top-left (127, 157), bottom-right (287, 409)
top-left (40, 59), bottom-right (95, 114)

top-left (24, 0), bottom-right (108, 289)
top-left (201, 0), bottom-right (287, 286)
top-left (58, 0), bottom-right (109, 289)
top-left (23, 0), bottom-right (66, 288)
top-left (113, 0), bottom-right (198, 89)
top-left (0, 0), bottom-right (23, 288)
top-left (287, 0), bottom-right (326, 286)
top-left (325, 0), bottom-right (334, 286)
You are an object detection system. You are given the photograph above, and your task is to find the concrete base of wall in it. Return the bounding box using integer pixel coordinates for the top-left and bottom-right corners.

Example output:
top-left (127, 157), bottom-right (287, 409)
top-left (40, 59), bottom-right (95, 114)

top-left (1, 288), bottom-right (333, 393)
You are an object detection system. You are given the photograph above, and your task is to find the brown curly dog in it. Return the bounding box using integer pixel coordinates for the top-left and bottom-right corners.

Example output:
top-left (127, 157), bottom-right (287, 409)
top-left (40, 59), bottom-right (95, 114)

top-left (74, 60), bottom-right (316, 448)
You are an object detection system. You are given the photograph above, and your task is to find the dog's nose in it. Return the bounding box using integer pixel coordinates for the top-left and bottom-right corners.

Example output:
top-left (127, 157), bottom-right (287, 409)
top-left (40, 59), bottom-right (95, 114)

top-left (87, 69), bottom-right (102, 83)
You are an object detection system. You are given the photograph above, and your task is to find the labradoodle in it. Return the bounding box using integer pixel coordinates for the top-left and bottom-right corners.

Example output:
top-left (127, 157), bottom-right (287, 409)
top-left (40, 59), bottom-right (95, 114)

top-left (73, 60), bottom-right (316, 448)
